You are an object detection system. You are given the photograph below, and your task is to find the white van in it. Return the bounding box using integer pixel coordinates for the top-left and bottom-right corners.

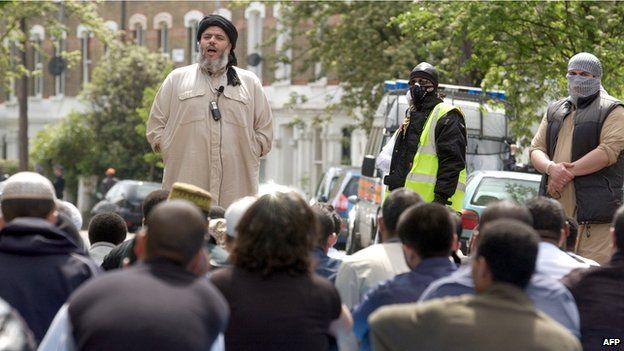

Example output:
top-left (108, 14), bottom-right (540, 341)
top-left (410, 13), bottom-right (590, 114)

top-left (346, 82), bottom-right (513, 253)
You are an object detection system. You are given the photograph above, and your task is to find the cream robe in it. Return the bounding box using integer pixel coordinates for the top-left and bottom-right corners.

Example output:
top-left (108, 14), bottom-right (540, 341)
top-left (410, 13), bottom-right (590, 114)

top-left (147, 65), bottom-right (273, 208)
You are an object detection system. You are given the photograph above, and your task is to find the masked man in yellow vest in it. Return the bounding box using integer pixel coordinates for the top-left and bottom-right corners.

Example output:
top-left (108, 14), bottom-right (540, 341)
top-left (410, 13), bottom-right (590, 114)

top-left (384, 62), bottom-right (467, 212)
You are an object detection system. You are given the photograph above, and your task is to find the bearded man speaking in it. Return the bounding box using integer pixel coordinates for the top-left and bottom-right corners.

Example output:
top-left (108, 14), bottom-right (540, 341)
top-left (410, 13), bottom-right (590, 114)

top-left (147, 15), bottom-right (273, 208)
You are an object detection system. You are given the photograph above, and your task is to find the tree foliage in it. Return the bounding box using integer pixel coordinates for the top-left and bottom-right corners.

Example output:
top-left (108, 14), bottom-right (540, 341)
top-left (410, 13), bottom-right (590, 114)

top-left (32, 43), bottom-right (171, 186)
top-left (273, 1), bottom-right (624, 143)
top-left (0, 0), bottom-right (110, 89)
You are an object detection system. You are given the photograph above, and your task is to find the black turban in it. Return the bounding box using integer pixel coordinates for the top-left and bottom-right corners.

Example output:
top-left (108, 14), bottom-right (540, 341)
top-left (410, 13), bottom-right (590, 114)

top-left (197, 14), bottom-right (240, 86)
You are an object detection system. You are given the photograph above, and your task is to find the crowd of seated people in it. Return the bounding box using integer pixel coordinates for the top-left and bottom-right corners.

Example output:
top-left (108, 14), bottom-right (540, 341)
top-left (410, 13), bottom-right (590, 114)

top-left (0, 172), bottom-right (620, 351)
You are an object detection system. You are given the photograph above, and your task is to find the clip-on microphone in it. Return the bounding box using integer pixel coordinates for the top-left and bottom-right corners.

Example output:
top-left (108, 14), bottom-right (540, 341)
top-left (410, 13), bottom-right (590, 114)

top-left (210, 86), bottom-right (225, 121)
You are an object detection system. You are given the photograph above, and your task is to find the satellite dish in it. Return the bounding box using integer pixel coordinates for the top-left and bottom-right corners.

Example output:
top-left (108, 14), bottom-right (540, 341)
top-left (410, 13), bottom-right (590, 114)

top-left (246, 52), bottom-right (262, 67)
top-left (48, 56), bottom-right (67, 76)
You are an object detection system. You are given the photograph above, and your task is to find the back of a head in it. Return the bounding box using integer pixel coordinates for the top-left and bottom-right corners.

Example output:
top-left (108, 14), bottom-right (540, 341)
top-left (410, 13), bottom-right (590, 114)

top-left (312, 203), bottom-right (341, 247)
top-left (480, 200), bottom-right (533, 228)
top-left (1, 171), bottom-right (56, 221)
top-left (231, 192), bottom-right (316, 277)
top-left (382, 188), bottom-right (423, 236)
top-left (142, 189), bottom-right (169, 220)
top-left (476, 219), bottom-right (539, 289)
top-left (526, 197), bottom-right (565, 243)
top-left (146, 200), bottom-right (207, 266)
top-left (88, 213), bottom-right (128, 245)
top-left (397, 203), bottom-right (454, 259)
top-left (56, 200), bottom-right (83, 231)
top-left (611, 205), bottom-right (624, 252)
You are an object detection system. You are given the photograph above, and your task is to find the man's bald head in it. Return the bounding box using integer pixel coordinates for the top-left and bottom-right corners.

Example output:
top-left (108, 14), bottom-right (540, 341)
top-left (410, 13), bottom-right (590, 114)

top-left (145, 200), bottom-right (207, 266)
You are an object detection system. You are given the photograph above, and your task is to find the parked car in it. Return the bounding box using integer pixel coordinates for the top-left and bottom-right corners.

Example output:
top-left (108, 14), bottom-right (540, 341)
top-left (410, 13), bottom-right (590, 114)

top-left (91, 180), bottom-right (161, 232)
top-left (312, 166), bottom-right (360, 250)
top-left (460, 170), bottom-right (541, 251)
top-left (347, 81), bottom-right (515, 254)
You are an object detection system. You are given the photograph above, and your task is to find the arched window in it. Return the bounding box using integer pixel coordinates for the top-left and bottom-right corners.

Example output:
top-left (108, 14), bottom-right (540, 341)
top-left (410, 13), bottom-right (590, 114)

top-left (184, 10), bottom-right (204, 64)
top-left (52, 31), bottom-right (66, 97)
top-left (245, 2), bottom-right (265, 79)
top-left (128, 14), bottom-right (147, 46)
top-left (77, 25), bottom-right (91, 86)
top-left (154, 12), bottom-right (173, 55)
top-left (29, 25), bottom-right (45, 97)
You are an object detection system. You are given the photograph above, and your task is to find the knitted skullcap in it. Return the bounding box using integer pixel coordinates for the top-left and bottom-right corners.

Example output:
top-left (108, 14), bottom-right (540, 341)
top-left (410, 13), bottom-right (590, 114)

top-left (168, 182), bottom-right (212, 214)
top-left (568, 52), bottom-right (602, 78)
top-left (1, 172), bottom-right (56, 200)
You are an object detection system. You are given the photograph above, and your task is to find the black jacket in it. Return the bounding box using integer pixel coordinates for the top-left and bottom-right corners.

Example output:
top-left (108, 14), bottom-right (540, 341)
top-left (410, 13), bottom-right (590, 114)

top-left (0, 218), bottom-right (99, 342)
top-left (385, 95), bottom-right (466, 204)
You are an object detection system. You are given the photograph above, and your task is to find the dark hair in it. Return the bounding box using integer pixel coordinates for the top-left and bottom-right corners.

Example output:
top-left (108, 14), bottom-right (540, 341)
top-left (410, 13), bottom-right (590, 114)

top-left (1, 198), bottom-right (55, 221)
top-left (565, 216), bottom-right (579, 251)
top-left (146, 200), bottom-right (207, 266)
top-left (398, 203), bottom-right (453, 258)
top-left (382, 188), bottom-right (423, 236)
top-left (231, 192), bottom-right (316, 277)
top-left (311, 203), bottom-right (341, 248)
top-left (476, 219), bottom-right (539, 289)
top-left (480, 200), bottom-right (533, 228)
top-left (611, 205), bottom-right (624, 251)
top-left (88, 213), bottom-right (127, 245)
top-left (142, 190), bottom-right (169, 220)
top-left (209, 206), bottom-right (226, 219)
top-left (526, 197), bottom-right (565, 243)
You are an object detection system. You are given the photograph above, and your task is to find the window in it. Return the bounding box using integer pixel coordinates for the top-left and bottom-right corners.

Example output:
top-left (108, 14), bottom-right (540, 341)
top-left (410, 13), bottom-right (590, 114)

top-left (54, 34), bottom-right (66, 96)
top-left (158, 22), bottom-right (169, 54)
top-left (134, 23), bottom-right (144, 46)
top-left (188, 20), bottom-right (199, 64)
top-left (129, 14), bottom-right (147, 46)
top-left (245, 2), bottom-right (265, 79)
top-left (7, 41), bottom-right (16, 101)
top-left (31, 36), bottom-right (43, 97)
top-left (184, 10), bottom-right (204, 64)
top-left (77, 25), bottom-right (91, 86)
top-left (154, 12), bottom-right (173, 56)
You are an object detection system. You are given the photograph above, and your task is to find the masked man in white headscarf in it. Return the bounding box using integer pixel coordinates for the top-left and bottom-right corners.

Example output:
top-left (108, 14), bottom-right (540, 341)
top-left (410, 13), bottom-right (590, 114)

top-left (530, 52), bottom-right (624, 264)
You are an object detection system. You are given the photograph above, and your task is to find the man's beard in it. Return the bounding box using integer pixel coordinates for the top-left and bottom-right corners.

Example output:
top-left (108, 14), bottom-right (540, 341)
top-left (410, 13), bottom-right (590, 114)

top-left (198, 48), bottom-right (230, 74)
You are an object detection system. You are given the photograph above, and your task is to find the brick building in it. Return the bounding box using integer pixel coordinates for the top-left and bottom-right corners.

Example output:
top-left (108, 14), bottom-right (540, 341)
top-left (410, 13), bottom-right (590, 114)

top-left (0, 1), bottom-right (367, 196)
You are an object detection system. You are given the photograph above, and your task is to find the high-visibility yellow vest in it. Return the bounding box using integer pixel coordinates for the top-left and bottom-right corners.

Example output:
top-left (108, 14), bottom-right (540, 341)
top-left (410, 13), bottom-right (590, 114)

top-left (404, 103), bottom-right (467, 212)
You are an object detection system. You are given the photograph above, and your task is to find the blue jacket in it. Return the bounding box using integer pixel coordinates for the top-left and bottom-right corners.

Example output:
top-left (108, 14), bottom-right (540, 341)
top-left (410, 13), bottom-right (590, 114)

top-left (353, 257), bottom-right (456, 350)
top-left (0, 217), bottom-right (99, 343)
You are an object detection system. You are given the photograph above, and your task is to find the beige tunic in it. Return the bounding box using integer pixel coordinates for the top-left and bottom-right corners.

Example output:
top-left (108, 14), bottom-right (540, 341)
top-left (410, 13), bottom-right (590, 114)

top-left (147, 65), bottom-right (273, 208)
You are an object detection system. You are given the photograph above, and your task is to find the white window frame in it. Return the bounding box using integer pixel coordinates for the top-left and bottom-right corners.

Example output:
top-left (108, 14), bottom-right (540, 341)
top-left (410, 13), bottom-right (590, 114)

top-left (53, 32), bottom-right (67, 97)
top-left (77, 25), bottom-right (92, 86)
top-left (129, 14), bottom-right (147, 46)
top-left (245, 2), bottom-right (265, 79)
top-left (184, 10), bottom-right (204, 64)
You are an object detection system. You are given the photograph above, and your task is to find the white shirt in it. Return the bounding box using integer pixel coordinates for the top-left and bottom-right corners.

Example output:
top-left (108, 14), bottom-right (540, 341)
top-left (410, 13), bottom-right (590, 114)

top-left (335, 242), bottom-right (409, 310)
top-left (537, 242), bottom-right (591, 280)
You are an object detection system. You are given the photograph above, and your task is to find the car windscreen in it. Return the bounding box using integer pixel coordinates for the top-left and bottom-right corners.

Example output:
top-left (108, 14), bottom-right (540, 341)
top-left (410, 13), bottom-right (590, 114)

top-left (343, 176), bottom-right (360, 197)
top-left (470, 177), bottom-right (540, 206)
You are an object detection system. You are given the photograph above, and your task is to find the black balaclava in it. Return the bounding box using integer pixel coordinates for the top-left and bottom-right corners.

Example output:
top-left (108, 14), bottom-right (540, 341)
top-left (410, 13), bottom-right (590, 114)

top-left (197, 14), bottom-right (241, 86)
top-left (409, 62), bottom-right (439, 105)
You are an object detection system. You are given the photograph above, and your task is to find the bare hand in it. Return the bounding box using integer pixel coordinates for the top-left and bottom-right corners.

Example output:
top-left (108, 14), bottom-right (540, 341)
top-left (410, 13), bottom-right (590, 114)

top-left (548, 162), bottom-right (575, 193)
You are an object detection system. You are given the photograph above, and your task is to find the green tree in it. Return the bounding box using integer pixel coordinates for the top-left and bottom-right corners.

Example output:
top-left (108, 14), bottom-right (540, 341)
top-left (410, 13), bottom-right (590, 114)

top-left (272, 1), bottom-right (624, 142)
top-left (0, 1), bottom-right (110, 170)
top-left (32, 43), bottom-right (171, 190)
